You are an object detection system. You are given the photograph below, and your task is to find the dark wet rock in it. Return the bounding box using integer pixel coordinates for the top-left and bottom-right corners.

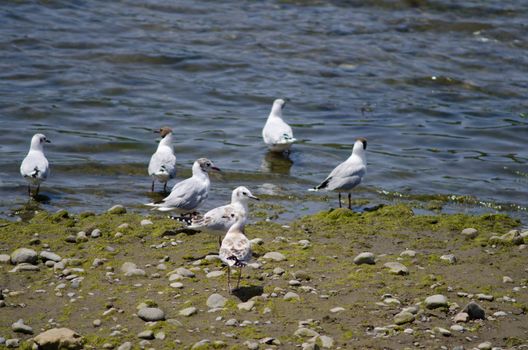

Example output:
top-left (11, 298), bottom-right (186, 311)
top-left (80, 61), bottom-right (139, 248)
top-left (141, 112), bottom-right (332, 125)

top-left (353, 252), bottom-right (375, 265)
top-left (34, 328), bottom-right (83, 350)
top-left (10, 248), bottom-right (37, 265)
top-left (137, 307), bottom-right (165, 321)
top-left (463, 301), bottom-right (485, 320)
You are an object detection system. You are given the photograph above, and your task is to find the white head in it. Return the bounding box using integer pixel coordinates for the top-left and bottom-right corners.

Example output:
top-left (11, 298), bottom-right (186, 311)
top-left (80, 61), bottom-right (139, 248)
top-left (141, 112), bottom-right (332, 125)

top-left (352, 137), bottom-right (367, 157)
top-left (193, 158), bottom-right (221, 174)
top-left (225, 211), bottom-right (246, 233)
top-left (231, 186), bottom-right (260, 204)
top-left (30, 133), bottom-right (50, 150)
top-left (270, 98), bottom-right (287, 116)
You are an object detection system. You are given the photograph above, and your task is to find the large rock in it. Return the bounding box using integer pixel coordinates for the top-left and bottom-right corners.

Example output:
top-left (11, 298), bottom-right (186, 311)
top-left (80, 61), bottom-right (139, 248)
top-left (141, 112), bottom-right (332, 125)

top-left (137, 307), bottom-right (165, 321)
top-left (33, 328), bottom-right (83, 350)
top-left (353, 252), bottom-right (375, 265)
top-left (10, 248), bottom-right (38, 265)
top-left (424, 294), bottom-right (448, 309)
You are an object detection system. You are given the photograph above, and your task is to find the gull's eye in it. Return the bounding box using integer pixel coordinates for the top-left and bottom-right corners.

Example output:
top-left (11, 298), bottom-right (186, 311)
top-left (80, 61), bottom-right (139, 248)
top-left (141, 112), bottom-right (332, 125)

top-left (206, 162), bottom-right (211, 167)
top-left (231, 213), bottom-right (235, 218)
top-left (242, 192), bottom-right (247, 196)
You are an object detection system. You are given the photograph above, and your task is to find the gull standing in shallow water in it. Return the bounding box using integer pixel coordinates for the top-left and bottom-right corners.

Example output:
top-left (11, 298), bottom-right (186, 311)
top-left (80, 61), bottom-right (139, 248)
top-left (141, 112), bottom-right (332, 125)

top-left (20, 133), bottom-right (50, 197)
top-left (148, 127), bottom-right (176, 192)
top-left (309, 138), bottom-right (367, 209)
top-left (145, 158), bottom-right (220, 213)
top-left (262, 98), bottom-right (297, 153)
top-left (174, 186), bottom-right (259, 245)
top-left (219, 213), bottom-right (252, 293)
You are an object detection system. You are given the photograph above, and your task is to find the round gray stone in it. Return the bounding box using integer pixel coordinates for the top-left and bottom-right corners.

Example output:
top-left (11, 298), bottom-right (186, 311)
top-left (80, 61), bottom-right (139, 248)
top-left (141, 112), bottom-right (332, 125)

top-left (353, 252), bottom-right (375, 265)
top-left (10, 248), bottom-right (38, 265)
top-left (207, 293), bottom-right (228, 309)
top-left (137, 307), bottom-right (165, 322)
top-left (424, 294), bottom-right (448, 309)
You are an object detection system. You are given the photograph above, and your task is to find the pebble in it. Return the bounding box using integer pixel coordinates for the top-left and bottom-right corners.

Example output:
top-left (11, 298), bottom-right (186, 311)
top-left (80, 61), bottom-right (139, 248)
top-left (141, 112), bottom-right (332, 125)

top-left (463, 301), bottom-right (485, 320)
top-left (168, 273), bottom-right (183, 281)
top-left (403, 328), bottom-right (414, 334)
top-left (244, 340), bottom-right (260, 349)
top-left (289, 280), bottom-right (301, 286)
top-left (293, 270), bottom-right (311, 281)
top-left (175, 267), bottom-right (195, 277)
top-left (284, 292), bottom-right (300, 301)
top-left (502, 276), bottom-right (513, 283)
top-left (319, 335), bottom-right (334, 348)
top-left (93, 319), bottom-right (102, 327)
top-left (138, 330), bottom-right (154, 340)
top-left (140, 219), bottom-right (153, 226)
top-left (250, 238), bottom-right (264, 246)
top-left (179, 306), bottom-right (197, 317)
top-left (137, 307), bottom-right (165, 321)
top-left (10, 248), bottom-right (38, 264)
top-left (478, 341), bottom-right (492, 350)
top-left (191, 339), bottom-right (210, 349)
top-left (434, 327), bottom-right (451, 336)
top-left (400, 249), bottom-right (417, 257)
top-left (384, 262), bottom-right (409, 275)
top-left (40, 251), bottom-right (62, 262)
top-left (206, 270), bottom-right (225, 278)
top-left (11, 319), bottom-right (33, 334)
top-left (476, 293), bottom-right (494, 301)
top-left (238, 301), bottom-right (255, 311)
top-left (263, 251), bottom-right (286, 261)
top-left (155, 331), bottom-right (166, 340)
top-left (90, 229), bottom-right (101, 238)
top-left (353, 252), bottom-right (375, 265)
top-left (5, 339), bottom-right (20, 348)
top-left (9, 263), bottom-right (40, 272)
top-left (273, 267), bottom-right (285, 275)
top-left (424, 294), bottom-right (448, 309)
top-left (121, 262), bottom-right (146, 277)
top-left (0, 254), bottom-right (11, 264)
top-left (461, 228), bottom-right (478, 238)
top-left (170, 282), bottom-right (184, 289)
top-left (394, 311), bottom-right (415, 325)
top-left (76, 231), bottom-right (88, 242)
top-left (453, 312), bottom-right (469, 323)
top-left (225, 319), bottom-right (238, 326)
top-left (294, 327), bottom-right (319, 337)
top-left (450, 325), bottom-right (465, 332)
top-left (117, 342), bottom-right (132, 350)
top-left (330, 307), bottom-right (345, 313)
top-left (440, 254), bottom-right (457, 264)
top-left (207, 294), bottom-right (228, 309)
top-left (493, 311), bottom-right (507, 317)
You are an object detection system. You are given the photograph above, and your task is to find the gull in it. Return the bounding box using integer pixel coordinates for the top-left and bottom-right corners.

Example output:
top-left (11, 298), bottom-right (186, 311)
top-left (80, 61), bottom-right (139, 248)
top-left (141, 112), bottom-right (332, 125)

top-left (20, 133), bottom-right (50, 196)
top-left (148, 127), bottom-right (177, 192)
top-left (262, 98), bottom-right (297, 153)
top-left (309, 138), bottom-right (367, 209)
top-left (145, 158), bottom-right (220, 213)
top-left (173, 186), bottom-right (259, 245)
top-left (219, 213), bottom-right (252, 293)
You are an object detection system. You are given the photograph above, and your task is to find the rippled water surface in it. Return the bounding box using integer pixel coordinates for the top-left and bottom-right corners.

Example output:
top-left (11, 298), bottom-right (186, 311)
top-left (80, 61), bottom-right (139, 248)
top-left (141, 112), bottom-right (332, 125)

top-left (1, 0), bottom-right (527, 222)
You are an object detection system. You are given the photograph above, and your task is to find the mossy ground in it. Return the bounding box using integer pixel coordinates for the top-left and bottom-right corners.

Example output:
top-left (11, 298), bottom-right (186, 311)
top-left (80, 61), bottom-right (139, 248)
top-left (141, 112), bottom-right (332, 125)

top-left (0, 204), bottom-right (527, 349)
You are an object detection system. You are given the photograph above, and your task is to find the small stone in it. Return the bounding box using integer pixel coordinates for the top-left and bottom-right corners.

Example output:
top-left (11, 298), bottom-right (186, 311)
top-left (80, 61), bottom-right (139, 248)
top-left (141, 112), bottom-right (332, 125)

top-left (273, 267), bottom-right (285, 275)
top-left (293, 270), bottom-right (311, 281)
top-left (394, 311), bottom-right (415, 325)
top-left (403, 328), bottom-right (414, 334)
top-left (502, 276), bottom-right (513, 283)
top-left (289, 280), bottom-right (301, 286)
top-left (461, 228), bottom-right (478, 238)
top-left (263, 252), bottom-right (286, 261)
top-left (244, 340), bottom-right (260, 349)
top-left (168, 273), bottom-right (183, 281)
top-left (9, 263), bottom-right (40, 272)
top-left (225, 319), bottom-right (238, 326)
top-left (0, 254), bottom-right (11, 264)
top-left (179, 306), bottom-right (197, 317)
top-left (207, 294), bottom-right (228, 309)
top-left (476, 293), bottom-right (494, 301)
top-left (10, 248), bottom-right (38, 264)
top-left (93, 319), bottom-right (102, 327)
top-left (425, 294), bottom-right (448, 309)
top-left (117, 342), bottom-right (132, 350)
top-left (454, 312), bottom-right (469, 323)
top-left (191, 339), bottom-right (210, 349)
top-left (39, 251), bottom-right (62, 262)
top-left (238, 301), bottom-right (255, 311)
top-left (11, 319), bottom-right (33, 334)
top-left (33, 328), bottom-right (83, 350)
top-left (5, 339), bottom-right (20, 348)
top-left (435, 327), bottom-right (451, 336)
top-left (206, 270), bottom-right (225, 278)
top-left (493, 311), bottom-right (507, 317)
top-left (137, 307), bottom-right (165, 321)
top-left (138, 330), bottom-right (154, 340)
top-left (76, 231), bottom-right (88, 242)
top-left (463, 301), bottom-right (485, 320)
top-left (108, 205), bottom-right (126, 214)
top-left (450, 324), bottom-right (465, 332)
top-left (155, 331), bottom-right (166, 340)
top-left (384, 262), bottom-right (409, 275)
top-left (250, 238), bottom-right (264, 246)
top-left (440, 254), bottom-right (457, 264)
top-left (353, 252), bottom-right (375, 265)
top-left (141, 219), bottom-right (153, 226)
top-left (330, 307), bottom-right (345, 313)
top-left (400, 249), bottom-right (417, 257)
top-left (478, 341), bottom-right (492, 350)
top-left (121, 262), bottom-right (146, 277)
top-left (294, 327), bottom-right (319, 337)
top-left (284, 292), bottom-right (300, 301)
top-left (90, 229), bottom-right (101, 238)
top-left (175, 267), bottom-right (195, 277)
top-left (170, 282), bottom-right (184, 289)
top-left (319, 335), bottom-right (334, 348)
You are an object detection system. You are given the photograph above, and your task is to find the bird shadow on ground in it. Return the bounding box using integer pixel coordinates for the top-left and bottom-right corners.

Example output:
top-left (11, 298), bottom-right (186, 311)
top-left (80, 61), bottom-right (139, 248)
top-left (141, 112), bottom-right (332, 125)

top-left (232, 285), bottom-right (264, 302)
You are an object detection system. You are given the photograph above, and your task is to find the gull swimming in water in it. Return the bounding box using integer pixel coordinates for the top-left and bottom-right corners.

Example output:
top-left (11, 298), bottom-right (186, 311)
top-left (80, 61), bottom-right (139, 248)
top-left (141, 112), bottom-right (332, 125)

top-left (148, 127), bottom-right (177, 192)
top-left (173, 186), bottom-right (259, 245)
top-left (219, 212), bottom-right (252, 293)
top-left (262, 98), bottom-right (297, 153)
top-left (309, 138), bottom-right (367, 209)
top-left (20, 133), bottom-right (50, 196)
top-left (145, 158), bottom-right (220, 213)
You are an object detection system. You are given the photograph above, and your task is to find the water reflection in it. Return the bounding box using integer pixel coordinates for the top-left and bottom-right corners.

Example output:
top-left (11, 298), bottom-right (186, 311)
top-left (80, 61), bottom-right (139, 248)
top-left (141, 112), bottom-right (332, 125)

top-left (260, 151), bottom-right (294, 174)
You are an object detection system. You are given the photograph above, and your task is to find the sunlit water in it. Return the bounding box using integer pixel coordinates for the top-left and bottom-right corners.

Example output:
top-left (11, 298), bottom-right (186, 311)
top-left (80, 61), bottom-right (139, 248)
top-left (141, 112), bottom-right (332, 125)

top-left (1, 0), bottom-right (527, 224)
